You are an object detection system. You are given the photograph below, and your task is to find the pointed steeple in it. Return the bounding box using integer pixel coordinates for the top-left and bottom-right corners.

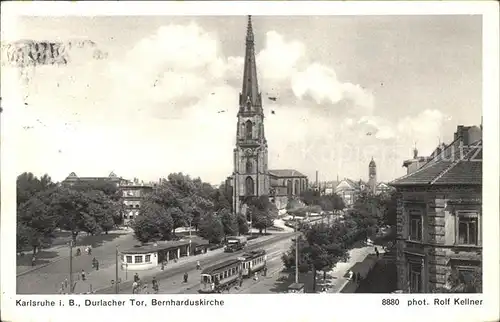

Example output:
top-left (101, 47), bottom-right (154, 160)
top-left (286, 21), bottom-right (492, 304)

top-left (240, 15), bottom-right (262, 112)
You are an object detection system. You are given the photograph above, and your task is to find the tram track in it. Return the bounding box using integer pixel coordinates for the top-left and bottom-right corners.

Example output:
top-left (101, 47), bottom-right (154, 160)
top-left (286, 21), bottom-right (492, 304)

top-left (95, 232), bottom-right (297, 294)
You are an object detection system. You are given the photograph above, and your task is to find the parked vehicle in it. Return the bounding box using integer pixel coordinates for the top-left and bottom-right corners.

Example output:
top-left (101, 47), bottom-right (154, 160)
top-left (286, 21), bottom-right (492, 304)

top-left (224, 236), bottom-right (247, 253)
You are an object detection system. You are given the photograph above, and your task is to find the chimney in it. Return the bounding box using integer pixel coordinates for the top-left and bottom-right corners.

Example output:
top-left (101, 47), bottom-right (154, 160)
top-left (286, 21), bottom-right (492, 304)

top-left (315, 171), bottom-right (319, 189)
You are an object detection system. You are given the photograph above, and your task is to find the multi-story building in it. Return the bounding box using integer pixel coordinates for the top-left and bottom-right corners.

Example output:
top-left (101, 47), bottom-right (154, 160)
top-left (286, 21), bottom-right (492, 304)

top-left (121, 179), bottom-right (154, 224)
top-left (390, 124), bottom-right (482, 293)
top-left (61, 171), bottom-right (130, 187)
top-left (227, 16), bottom-right (308, 215)
top-left (62, 172), bottom-right (155, 224)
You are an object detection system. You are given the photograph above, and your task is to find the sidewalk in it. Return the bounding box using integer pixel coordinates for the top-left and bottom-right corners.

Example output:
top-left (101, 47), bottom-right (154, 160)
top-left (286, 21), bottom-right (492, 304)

top-left (16, 228), bottom-right (133, 276)
top-left (320, 246), bottom-right (386, 293)
top-left (18, 232), bottom-right (277, 294)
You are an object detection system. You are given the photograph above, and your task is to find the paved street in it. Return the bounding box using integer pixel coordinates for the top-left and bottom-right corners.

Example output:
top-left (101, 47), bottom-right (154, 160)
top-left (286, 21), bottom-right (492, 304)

top-left (112, 233), bottom-right (295, 295)
top-left (16, 230), bottom-right (138, 294)
top-left (177, 236), bottom-right (292, 294)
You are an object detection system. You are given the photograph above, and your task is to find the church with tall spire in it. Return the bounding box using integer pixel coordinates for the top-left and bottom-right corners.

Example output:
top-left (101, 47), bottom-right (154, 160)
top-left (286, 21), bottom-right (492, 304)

top-left (228, 16), bottom-right (308, 215)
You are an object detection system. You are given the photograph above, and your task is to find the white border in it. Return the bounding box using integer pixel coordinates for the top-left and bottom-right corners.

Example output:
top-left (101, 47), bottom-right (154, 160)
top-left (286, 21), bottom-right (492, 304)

top-left (1, 2), bottom-right (499, 322)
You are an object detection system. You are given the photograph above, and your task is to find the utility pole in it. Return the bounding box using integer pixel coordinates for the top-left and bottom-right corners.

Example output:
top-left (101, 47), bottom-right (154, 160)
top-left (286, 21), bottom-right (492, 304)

top-left (294, 214), bottom-right (299, 284)
top-left (69, 240), bottom-right (73, 294)
top-left (115, 246), bottom-right (119, 294)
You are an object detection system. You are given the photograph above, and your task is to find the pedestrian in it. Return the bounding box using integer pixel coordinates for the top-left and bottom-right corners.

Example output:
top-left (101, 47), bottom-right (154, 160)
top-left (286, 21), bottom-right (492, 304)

top-left (64, 278), bottom-right (68, 289)
top-left (76, 248), bottom-right (81, 256)
top-left (196, 261), bottom-right (201, 270)
top-left (134, 273), bottom-right (140, 283)
top-left (253, 272), bottom-right (258, 281)
top-left (132, 281), bottom-right (138, 294)
top-left (357, 272), bottom-right (362, 283)
top-left (81, 269), bottom-right (86, 281)
top-left (375, 247), bottom-right (379, 258)
top-left (88, 246), bottom-right (92, 255)
top-left (183, 272), bottom-right (188, 283)
top-left (239, 278), bottom-right (243, 287)
top-left (92, 257), bottom-right (97, 268)
top-left (95, 260), bottom-right (99, 271)
top-left (31, 256), bottom-right (36, 267)
top-left (348, 270), bottom-right (354, 280)
top-left (263, 267), bottom-right (267, 277)
top-left (161, 260), bottom-right (165, 270)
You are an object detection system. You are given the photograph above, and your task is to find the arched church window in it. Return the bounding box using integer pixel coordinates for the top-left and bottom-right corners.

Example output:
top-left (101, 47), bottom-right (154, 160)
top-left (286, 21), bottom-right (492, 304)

top-left (245, 176), bottom-right (254, 196)
top-left (245, 120), bottom-right (253, 140)
top-left (246, 159), bottom-right (253, 173)
top-left (294, 180), bottom-right (300, 196)
top-left (287, 180), bottom-right (293, 196)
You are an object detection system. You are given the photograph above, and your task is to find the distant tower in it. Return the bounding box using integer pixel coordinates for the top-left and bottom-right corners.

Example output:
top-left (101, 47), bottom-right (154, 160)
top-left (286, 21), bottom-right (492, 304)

top-left (368, 157), bottom-right (377, 194)
top-left (232, 16), bottom-right (269, 214)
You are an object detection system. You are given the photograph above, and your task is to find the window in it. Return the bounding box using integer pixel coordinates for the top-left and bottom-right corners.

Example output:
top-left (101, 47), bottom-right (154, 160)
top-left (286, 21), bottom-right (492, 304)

top-left (134, 255), bottom-right (143, 263)
top-left (126, 256), bottom-right (132, 263)
top-left (409, 209), bottom-right (423, 241)
top-left (246, 159), bottom-right (253, 173)
top-left (245, 120), bottom-right (253, 140)
top-left (294, 180), bottom-right (300, 196)
top-left (145, 255), bottom-right (151, 263)
top-left (457, 212), bottom-right (479, 245)
top-left (409, 261), bottom-right (423, 293)
top-left (287, 180), bottom-right (293, 195)
top-left (245, 176), bottom-right (254, 196)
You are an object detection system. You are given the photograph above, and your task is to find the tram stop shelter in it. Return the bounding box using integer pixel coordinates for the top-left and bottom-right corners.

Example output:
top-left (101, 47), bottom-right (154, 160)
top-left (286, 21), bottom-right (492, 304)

top-left (120, 237), bottom-right (209, 271)
top-left (288, 283), bottom-right (305, 293)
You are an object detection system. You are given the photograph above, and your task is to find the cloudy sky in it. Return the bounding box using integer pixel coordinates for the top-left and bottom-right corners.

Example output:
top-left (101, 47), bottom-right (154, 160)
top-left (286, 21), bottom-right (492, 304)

top-left (2, 15), bottom-right (482, 185)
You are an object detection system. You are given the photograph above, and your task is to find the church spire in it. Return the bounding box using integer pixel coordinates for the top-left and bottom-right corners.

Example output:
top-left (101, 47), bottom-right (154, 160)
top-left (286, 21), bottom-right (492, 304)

top-left (240, 15), bottom-right (262, 112)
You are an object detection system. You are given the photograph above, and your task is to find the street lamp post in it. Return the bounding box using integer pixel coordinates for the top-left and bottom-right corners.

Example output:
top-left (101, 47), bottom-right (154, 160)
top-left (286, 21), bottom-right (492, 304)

top-left (115, 246), bottom-right (119, 294)
top-left (293, 212), bottom-right (299, 284)
top-left (69, 240), bottom-right (73, 294)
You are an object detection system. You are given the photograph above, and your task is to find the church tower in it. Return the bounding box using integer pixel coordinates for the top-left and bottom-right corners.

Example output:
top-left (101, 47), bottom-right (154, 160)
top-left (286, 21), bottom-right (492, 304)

top-left (368, 157), bottom-right (377, 194)
top-left (232, 16), bottom-right (270, 214)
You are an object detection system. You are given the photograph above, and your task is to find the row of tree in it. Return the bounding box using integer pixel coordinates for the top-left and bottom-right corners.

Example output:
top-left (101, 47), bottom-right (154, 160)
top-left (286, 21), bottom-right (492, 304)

top-left (281, 189), bottom-right (396, 292)
top-left (16, 173), bottom-right (122, 255)
top-left (132, 173), bottom-right (278, 244)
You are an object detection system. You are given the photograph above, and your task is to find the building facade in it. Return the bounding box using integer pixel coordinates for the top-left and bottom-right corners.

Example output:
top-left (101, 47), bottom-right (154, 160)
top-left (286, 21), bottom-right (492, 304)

top-left (390, 125), bottom-right (482, 293)
top-left (62, 172), bottom-right (155, 224)
top-left (230, 16), bottom-right (308, 215)
top-left (121, 180), bottom-right (154, 224)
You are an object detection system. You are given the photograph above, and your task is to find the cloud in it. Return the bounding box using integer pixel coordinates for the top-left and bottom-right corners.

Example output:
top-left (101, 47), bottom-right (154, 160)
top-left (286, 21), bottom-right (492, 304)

top-left (8, 22), bottom-right (416, 184)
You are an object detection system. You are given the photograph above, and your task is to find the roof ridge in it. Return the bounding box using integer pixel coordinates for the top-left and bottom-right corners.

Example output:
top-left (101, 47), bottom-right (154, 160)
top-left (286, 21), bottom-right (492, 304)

top-left (420, 135), bottom-right (463, 168)
top-left (430, 142), bottom-right (481, 184)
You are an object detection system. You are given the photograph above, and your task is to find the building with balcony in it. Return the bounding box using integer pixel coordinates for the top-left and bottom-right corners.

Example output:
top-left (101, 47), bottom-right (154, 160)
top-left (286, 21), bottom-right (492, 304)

top-left (390, 124), bottom-right (482, 293)
top-left (121, 179), bottom-right (154, 224)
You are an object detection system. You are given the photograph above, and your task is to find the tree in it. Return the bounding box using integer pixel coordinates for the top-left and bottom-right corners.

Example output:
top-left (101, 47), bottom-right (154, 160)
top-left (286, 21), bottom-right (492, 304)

top-left (50, 188), bottom-right (114, 242)
top-left (247, 195), bottom-right (278, 234)
top-left (282, 222), bottom-right (350, 292)
top-left (17, 195), bottom-right (59, 254)
top-left (219, 208), bottom-right (238, 237)
top-left (198, 213), bottom-right (224, 244)
top-left (236, 212), bottom-right (249, 235)
top-left (70, 180), bottom-right (123, 225)
top-left (131, 200), bottom-right (174, 244)
top-left (17, 172), bottom-right (56, 207)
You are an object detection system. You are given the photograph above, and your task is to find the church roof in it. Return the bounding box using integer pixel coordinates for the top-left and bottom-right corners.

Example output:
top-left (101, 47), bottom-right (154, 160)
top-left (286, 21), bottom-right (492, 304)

top-left (268, 169), bottom-right (307, 178)
top-left (391, 139), bottom-right (482, 186)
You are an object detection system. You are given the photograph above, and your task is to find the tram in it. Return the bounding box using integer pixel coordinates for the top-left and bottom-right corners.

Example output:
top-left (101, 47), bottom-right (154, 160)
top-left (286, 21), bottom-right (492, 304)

top-left (238, 250), bottom-right (267, 278)
top-left (199, 249), bottom-right (267, 293)
top-left (199, 259), bottom-right (242, 293)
